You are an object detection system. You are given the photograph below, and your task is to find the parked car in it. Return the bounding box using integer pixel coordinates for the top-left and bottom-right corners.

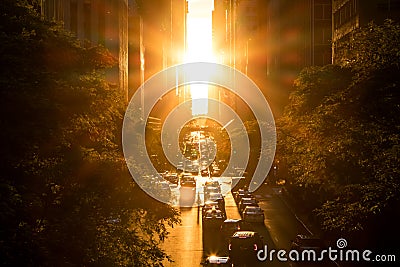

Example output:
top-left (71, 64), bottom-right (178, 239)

top-left (290, 235), bottom-right (325, 252)
top-left (228, 231), bottom-right (263, 264)
top-left (238, 197), bottom-right (258, 214)
top-left (290, 235), bottom-right (331, 266)
top-left (242, 206), bottom-right (264, 223)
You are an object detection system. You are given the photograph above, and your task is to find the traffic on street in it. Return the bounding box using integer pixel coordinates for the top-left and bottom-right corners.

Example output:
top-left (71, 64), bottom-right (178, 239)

top-left (159, 127), bottom-right (337, 267)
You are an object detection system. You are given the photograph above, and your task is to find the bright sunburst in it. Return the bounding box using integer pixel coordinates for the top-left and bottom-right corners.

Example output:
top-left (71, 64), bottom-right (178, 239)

top-left (185, 17), bottom-right (216, 63)
top-left (185, 1), bottom-right (216, 115)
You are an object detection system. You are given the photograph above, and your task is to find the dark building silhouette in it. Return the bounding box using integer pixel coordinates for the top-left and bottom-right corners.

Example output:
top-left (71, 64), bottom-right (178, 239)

top-left (128, 0), bottom-right (187, 121)
top-left (332, 0), bottom-right (400, 62)
top-left (264, 0), bottom-right (332, 88)
top-left (42, 0), bottom-right (129, 100)
top-left (128, 0), bottom-right (187, 90)
top-left (212, 0), bottom-right (332, 116)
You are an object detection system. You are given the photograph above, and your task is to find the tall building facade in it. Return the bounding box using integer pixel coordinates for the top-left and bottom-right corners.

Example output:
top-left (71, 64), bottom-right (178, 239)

top-left (212, 0), bottom-right (237, 67)
top-left (332, 0), bottom-right (400, 62)
top-left (128, 0), bottom-right (187, 89)
top-left (42, 0), bottom-right (129, 100)
top-left (128, 0), bottom-right (187, 120)
top-left (235, 0), bottom-right (268, 81)
top-left (265, 0), bottom-right (332, 87)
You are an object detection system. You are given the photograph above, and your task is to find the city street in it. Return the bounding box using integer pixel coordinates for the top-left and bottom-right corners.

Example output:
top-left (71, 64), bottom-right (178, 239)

top-left (161, 182), bottom-right (317, 267)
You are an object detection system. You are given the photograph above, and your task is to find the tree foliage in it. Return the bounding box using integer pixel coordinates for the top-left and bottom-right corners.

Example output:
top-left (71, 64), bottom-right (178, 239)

top-left (277, 20), bottom-right (400, 246)
top-left (0, 1), bottom-right (179, 266)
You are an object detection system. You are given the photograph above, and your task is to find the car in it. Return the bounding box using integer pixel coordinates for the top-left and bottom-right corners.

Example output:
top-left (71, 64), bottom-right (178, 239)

top-left (206, 192), bottom-right (225, 212)
top-left (204, 186), bottom-right (221, 199)
top-left (180, 176), bottom-right (196, 187)
top-left (228, 231), bottom-right (263, 264)
top-left (238, 197), bottom-right (258, 214)
top-left (220, 219), bottom-right (252, 240)
top-left (203, 208), bottom-right (225, 228)
top-left (242, 206), bottom-right (264, 223)
top-left (290, 235), bottom-right (325, 252)
top-left (234, 189), bottom-right (253, 204)
top-left (202, 201), bottom-right (221, 216)
top-left (202, 256), bottom-right (232, 266)
top-left (204, 180), bottom-right (220, 188)
top-left (290, 235), bottom-right (331, 266)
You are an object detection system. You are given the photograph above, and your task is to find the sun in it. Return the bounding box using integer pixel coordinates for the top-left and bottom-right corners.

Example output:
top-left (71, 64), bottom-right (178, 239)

top-left (185, 17), bottom-right (216, 63)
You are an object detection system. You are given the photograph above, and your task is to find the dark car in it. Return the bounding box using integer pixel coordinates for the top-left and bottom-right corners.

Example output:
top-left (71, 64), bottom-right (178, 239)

top-left (203, 201), bottom-right (222, 216)
top-left (203, 209), bottom-right (225, 229)
top-left (238, 197), bottom-right (258, 214)
top-left (291, 235), bottom-right (325, 251)
top-left (228, 231), bottom-right (263, 264)
top-left (290, 235), bottom-right (332, 266)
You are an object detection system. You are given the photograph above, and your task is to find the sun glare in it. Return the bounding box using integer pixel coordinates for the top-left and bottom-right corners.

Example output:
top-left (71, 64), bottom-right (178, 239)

top-left (185, 17), bottom-right (216, 63)
top-left (185, 0), bottom-right (216, 115)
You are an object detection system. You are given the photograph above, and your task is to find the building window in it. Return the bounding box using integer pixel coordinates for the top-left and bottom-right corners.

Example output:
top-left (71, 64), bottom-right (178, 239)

top-left (334, 0), bottom-right (357, 29)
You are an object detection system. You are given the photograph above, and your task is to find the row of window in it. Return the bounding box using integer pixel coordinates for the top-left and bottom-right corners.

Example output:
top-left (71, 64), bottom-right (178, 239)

top-left (333, 0), bottom-right (357, 29)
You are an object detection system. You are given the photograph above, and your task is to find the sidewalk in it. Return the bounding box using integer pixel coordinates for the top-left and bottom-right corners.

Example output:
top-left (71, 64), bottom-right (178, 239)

top-left (262, 185), bottom-right (323, 237)
top-left (277, 186), bottom-right (323, 237)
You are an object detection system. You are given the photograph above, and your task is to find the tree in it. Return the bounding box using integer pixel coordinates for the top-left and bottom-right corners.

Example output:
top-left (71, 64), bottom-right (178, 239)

top-left (0, 1), bottom-right (179, 266)
top-left (277, 20), bottom-right (400, 247)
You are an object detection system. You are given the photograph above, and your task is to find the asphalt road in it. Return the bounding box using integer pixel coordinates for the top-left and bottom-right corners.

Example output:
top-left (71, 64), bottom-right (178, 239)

top-left (161, 180), bottom-right (325, 267)
top-left (162, 206), bottom-right (203, 267)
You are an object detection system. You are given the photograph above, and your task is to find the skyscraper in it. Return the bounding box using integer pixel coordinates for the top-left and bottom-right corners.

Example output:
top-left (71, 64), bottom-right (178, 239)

top-left (42, 0), bottom-right (129, 100)
top-left (332, 0), bottom-right (400, 62)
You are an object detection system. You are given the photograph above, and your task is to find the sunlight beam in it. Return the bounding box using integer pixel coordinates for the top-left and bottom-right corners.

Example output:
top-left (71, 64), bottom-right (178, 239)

top-left (185, 0), bottom-right (215, 115)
